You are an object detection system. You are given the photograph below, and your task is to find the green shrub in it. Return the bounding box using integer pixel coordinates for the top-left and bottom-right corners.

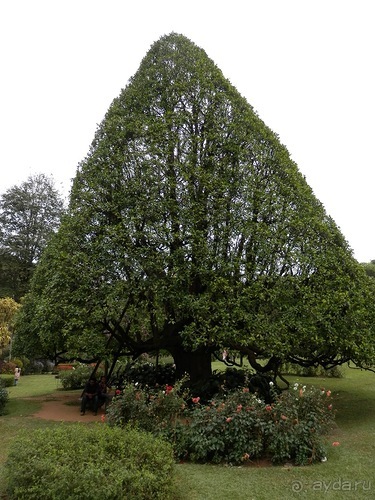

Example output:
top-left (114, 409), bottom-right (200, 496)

top-left (5, 423), bottom-right (176, 500)
top-left (0, 385), bottom-right (9, 415)
top-left (0, 375), bottom-right (14, 387)
top-left (25, 359), bottom-right (54, 374)
top-left (281, 363), bottom-right (343, 378)
top-left (10, 357), bottom-right (23, 369)
top-left (58, 365), bottom-right (100, 390)
top-left (178, 383), bottom-right (335, 465)
top-left (106, 378), bottom-right (188, 437)
top-left (117, 362), bottom-right (176, 387)
top-left (108, 381), bottom-right (335, 466)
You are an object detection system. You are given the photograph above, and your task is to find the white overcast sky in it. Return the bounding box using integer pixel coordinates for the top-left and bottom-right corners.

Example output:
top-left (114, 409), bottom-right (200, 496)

top-left (1, 0), bottom-right (374, 262)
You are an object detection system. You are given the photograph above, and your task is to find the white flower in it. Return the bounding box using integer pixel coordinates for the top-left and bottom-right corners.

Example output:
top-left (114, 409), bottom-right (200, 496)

top-left (269, 381), bottom-right (274, 387)
top-left (321, 457), bottom-right (327, 462)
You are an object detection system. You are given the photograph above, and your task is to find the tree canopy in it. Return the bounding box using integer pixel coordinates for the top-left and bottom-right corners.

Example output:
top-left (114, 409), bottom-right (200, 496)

top-left (0, 173), bottom-right (64, 300)
top-left (14, 34), bottom-right (375, 382)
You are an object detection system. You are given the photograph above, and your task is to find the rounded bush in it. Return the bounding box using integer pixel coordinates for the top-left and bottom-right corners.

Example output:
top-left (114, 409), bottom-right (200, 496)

top-left (0, 360), bottom-right (16, 375)
top-left (5, 423), bottom-right (176, 499)
top-left (0, 386), bottom-right (9, 415)
top-left (58, 365), bottom-right (98, 390)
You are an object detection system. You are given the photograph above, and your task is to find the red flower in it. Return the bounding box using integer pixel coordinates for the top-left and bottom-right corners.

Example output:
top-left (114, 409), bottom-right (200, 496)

top-left (101, 414), bottom-right (106, 423)
top-left (265, 405), bottom-right (272, 411)
top-left (192, 397), bottom-right (200, 404)
top-left (165, 385), bottom-right (173, 394)
top-left (332, 441), bottom-right (340, 446)
top-left (115, 389), bottom-right (121, 395)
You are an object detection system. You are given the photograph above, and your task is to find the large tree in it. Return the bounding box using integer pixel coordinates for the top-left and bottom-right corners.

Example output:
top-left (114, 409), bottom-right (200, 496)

top-left (0, 173), bottom-right (64, 300)
top-left (14, 34), bottom-right (375, 383)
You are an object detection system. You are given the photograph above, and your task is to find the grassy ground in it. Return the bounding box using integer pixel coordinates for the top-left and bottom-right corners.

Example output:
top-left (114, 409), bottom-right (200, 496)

top-left (1, 368), bottom-right (374, 499)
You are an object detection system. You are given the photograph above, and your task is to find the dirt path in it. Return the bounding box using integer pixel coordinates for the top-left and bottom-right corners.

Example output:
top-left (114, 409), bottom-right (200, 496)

top-left (31, 391), bottom-right (106, 422)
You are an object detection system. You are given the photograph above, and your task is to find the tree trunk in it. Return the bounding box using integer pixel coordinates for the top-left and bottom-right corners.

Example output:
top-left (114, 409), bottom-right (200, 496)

top-left (170, 346), bottom-right (212, 388)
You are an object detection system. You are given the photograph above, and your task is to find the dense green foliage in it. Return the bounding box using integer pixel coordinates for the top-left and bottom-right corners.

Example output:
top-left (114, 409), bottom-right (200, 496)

top-left (57, 365), bottom-right (98, 390)
top-left (106, 380), bottom-right (335, 465)
top-left (5, 424), bottom-right (176, 499)
top-left (0, 297), bottom-right (20, 349)
top-left (0, 378), bottom-right (9, 414)
top-left (14, 33), bottom-right (375, 385)
top-left (361, 259), bottom-right (375, 279)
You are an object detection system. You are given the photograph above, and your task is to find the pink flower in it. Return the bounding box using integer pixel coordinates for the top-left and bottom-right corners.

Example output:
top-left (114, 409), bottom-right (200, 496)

top-left (328, 404), bottom-right (333, 410)
top-left (242, 387), bottom-right (249, 393)
top-left (332, 441), bottom-right (340, 446)
top-left (192, 397), bottom-right (200, 404)
top-left (226, 417), bottom-right (232, 423)
top-left (101, 414), bottom-right (106, 423)
top-left (326, 390), bottom-right (331, 397)
top-left (237, 404), bottom-right (243, 412)
top-left (265, 405), bottom-right (272, 411)
top-left (281, 414), bottom-right (287, 421)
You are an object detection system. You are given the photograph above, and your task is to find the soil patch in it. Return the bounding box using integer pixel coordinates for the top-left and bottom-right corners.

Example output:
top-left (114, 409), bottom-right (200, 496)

top-left (31, 391), bottom-right (105, 422)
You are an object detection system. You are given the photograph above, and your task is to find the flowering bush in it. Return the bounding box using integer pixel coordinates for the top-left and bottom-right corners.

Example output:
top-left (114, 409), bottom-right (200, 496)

top-left (174, 383), bottom-right (335, 465)
top-left (106, 377), bottom-right (188, 437)
top-left (0, 360), bottom-right (16, 375)
top-left (106, 380), bottom-right (335, 466)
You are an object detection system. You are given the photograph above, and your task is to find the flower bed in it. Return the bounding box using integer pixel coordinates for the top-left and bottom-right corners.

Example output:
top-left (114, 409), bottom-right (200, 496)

top-left (106, 380), bottom-right (335, 465)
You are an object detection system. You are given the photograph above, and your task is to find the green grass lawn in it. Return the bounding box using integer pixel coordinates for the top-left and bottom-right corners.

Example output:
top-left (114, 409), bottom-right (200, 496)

top-left (1, 368), bottom-right (374, 499)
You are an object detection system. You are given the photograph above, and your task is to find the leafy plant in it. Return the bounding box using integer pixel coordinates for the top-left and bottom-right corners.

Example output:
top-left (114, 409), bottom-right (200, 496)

top-left (107, 380), bottom-right (335, 466)
top-left (5, 423), bottom-right (176, 499)
top-left (58, 365), bottom-right (99, 390)
top-left (0, 361), bottom-right (16, 375)
top-left (106, 377), bottom-right (188, 437)
top-left (0, 385), bottom-right (9, 415)
top-left (115, 362), bottom-right (176, 388)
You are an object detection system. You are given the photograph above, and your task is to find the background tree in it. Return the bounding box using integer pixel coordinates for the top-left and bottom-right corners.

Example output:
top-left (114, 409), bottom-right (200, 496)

top-left (361, 260), bottom-right (375, 279)
top-left (0, 173), bottom-right (64, 300)
top-left (0, 297), bottom-right (20, 352)
top-left (14, 34), bottom-right (375, 385)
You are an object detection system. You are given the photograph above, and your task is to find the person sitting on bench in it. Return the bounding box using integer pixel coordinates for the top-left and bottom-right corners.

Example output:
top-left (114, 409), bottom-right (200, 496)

top-left (98, 375), bottom-right (112, 409)
top-left (80, 377), bottom-right (100, 416)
